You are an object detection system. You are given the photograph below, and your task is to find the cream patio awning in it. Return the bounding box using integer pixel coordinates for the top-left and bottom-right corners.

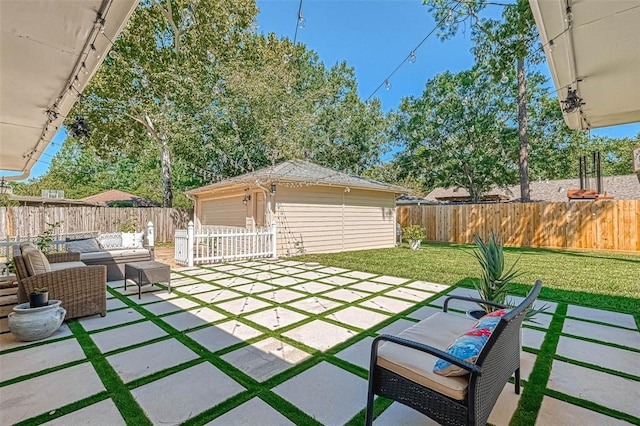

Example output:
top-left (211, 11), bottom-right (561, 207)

top-left (0, 0), bottom-right (139, 180)
top-left (529, 0), bottom-right (640, 129)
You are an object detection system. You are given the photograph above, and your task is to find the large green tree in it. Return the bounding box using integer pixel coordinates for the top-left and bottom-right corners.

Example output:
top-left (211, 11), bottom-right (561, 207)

top-left (424, 0), bottom-right (543, 201)
top-left (391, 67), bottom-right (518, 201)
top-left (71, 0), bottom-right (389, 205)
top-left (71, 0), bottom-right (259, 206)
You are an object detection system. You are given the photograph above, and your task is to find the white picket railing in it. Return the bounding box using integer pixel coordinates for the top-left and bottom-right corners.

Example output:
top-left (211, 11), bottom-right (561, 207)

top-left (174, 221), bottom-right (277, 266)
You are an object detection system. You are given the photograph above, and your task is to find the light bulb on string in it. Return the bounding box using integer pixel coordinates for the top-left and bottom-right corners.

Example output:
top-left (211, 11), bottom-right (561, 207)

top-left (462, 98), bottom-right (469, 106)
top-left (384, 79), bottom-right (391, 91)
top-left (446, 10), bottom-right (454, 26)
top-left (81, 62), bottom-right (88, 75)
top-left (500, 73), bottom-right (509, 84)
top-left (548, 39), bottom-right (555, 53)
top-left (90, 44), bottom-right (101, 59)
top-left (437, 117), bottom-right (444, 125)
top-left (409, 51), bottom-right (416, 64)
top-left (297, 12), bottom-right (306, 29)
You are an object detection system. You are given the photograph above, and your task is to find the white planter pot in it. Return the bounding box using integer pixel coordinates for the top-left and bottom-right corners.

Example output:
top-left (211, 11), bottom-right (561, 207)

top-left (8, 300), bottom-right (66, 341)
top-left (409, 240), bottom-right (422, 250)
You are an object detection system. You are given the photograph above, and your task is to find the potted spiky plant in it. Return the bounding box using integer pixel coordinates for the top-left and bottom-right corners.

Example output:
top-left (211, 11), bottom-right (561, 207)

top-left (468, 233), bottom-right (521, 319)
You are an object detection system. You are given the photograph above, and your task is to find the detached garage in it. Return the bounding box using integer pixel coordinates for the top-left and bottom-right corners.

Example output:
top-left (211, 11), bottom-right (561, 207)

top-left (185, 160), bottom-right (407, 256)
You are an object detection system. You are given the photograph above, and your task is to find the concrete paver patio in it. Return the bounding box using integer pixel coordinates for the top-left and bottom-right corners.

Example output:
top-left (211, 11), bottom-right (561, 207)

top-left (1, 259), bottom-right (638, 425)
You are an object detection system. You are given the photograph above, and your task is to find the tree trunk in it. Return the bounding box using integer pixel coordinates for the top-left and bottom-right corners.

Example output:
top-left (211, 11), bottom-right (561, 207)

top-left (517, 56), bottom-right (530, 202)
top-left (160, 136), bottom-right (173, 207)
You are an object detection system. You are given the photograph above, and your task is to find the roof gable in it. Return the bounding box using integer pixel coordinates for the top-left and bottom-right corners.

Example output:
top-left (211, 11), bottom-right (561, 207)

top-left (186, 160), bottom-right (408, 195)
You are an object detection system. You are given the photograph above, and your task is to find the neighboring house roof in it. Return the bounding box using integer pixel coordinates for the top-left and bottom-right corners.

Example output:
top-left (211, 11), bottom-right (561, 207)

top-left (425, 174), bottom-right (640, 203)
top-left (4, 194), bottom-right (102, 207)
top-left (395, 194), bottom-right (438, 206)
top-left (186, 160), bottom-right (408, 195)
top-left (81, 190), bottom-right (159, 207)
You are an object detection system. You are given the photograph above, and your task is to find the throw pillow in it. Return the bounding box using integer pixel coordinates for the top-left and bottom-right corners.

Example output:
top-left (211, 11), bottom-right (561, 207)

top-left (21, 247), bottom-right (51, 276)
top-left (66, 238), bottom-right (102, 253)
top-left (98, 233), bottom-right (123, 249)
top-left (433, 327), bottom-right (492, 376)
top-left (473, 309), bottom-right (509, 331)
top-left (121, 232), bottom-right (144, 248)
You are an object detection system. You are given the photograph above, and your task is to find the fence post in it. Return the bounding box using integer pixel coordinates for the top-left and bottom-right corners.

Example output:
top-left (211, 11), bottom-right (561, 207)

top-left (187, 221), bottom-right (194, 267)
top-left (271, 222), bottom-right (278, 259)
top-left (147, 221), bottom-right (155, 248)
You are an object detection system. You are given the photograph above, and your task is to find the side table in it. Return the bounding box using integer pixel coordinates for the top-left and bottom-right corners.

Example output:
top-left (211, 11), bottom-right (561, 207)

top-left (124, 261), bottom-right (171, 299)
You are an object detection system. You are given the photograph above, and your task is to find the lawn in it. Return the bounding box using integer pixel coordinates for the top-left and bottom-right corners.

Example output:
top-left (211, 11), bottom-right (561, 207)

top-left (294, 242), bottom-right (640, 316)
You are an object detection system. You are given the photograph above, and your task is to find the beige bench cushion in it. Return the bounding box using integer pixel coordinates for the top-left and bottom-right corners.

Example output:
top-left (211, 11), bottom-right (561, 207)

top-left (80, 249), bottom-right (150, 262)
top-left (21, 247), bottom-right (51, 276)
top-left (49, 261), bottom-right (87, 271)
top-left (377, 312), bottom-right (476, 401)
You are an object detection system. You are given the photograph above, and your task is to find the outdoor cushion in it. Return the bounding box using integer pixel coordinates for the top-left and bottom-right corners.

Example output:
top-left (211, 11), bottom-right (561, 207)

top-left (80, 248), bottom-right (150, 261)
top-left (377, 312), bottom-right (476, 400)
top-left (433, 327), bottom-right (492, 376)
top-left (49, 261), bottom-right (87, 271)
top-left (97, 233), bottom-right (123, 249)
top-left (21, 246), bottom-right (51, 276)
top-left (20, 242), bottom-right (37, 251)
top-left (121, 232), bottom-right (144, 248)
top-left (66, 238), bottom-right (102, 253)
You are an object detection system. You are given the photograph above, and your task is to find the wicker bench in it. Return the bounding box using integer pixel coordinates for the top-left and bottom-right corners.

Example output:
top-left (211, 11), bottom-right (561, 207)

top-left (366, 280), bottom-right (542, 426)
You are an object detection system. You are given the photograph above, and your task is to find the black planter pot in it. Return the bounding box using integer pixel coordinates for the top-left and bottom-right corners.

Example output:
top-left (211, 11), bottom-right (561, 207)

top-left (29, 292), bottom-right (49, 308)
top-left (466, 309), bottom-right (486, 320)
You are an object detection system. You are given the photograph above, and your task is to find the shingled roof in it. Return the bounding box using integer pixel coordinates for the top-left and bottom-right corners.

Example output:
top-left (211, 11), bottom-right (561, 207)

top-left (425, 174), bottom-right (640, 202)
top-left (186, 160), bottom-right (408, 195)
top-left (81, 190), bottom-right (159, 207)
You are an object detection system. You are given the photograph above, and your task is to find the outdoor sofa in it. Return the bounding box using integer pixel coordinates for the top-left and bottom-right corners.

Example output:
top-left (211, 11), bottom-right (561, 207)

top-left (65, 232), bottom-right (154, 281)
top-left (366, 280), bottom-right (543, 426)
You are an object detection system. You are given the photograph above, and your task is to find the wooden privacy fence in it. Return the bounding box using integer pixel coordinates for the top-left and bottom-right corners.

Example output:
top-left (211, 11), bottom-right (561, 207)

top-left (397, 200), bottom-right (640, 251)
top-left (0, 206), bottom-right (192, 243)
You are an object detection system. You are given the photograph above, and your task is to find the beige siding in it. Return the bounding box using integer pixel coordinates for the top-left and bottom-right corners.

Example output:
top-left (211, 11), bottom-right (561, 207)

top-left (343, 189), bottom-right (396, 250)
top-left (199, 192), bottom-right (248, 228)
top-left (274, 185), bottom-right (396, 255)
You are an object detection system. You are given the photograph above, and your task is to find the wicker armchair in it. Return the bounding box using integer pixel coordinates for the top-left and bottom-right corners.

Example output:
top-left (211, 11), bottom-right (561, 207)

top-left (366, 280), bottom-right (542, 426)
top-left (14, 252), bottom-right (107, 320)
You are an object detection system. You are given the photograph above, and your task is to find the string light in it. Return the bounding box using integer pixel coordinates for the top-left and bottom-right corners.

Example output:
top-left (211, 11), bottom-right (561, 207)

top-left (500, 73), bottom-right (509, 84)
top-left (292, 0), bottom-right (305, 45)
top-left (297, 12), bottom-right (306, 29)
top-left (384, 80), bottom-right (391, 91)
top-left (409, 51), bottom-right (416, 64)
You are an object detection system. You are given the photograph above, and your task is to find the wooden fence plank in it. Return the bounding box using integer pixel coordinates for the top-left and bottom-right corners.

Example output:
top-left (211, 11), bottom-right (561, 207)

top-left (1, 207), bottom-right (192, 242)
top-left (397, 200), bottom-right (639, 252)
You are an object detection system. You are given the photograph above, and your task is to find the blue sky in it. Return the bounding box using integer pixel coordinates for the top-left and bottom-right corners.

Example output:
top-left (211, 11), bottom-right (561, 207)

top-left (24, 0), bottom-right (640, 180)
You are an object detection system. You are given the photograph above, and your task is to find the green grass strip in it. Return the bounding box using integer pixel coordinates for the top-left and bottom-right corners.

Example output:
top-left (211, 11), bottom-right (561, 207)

top-left (510, 303), bottom-right (566, 426)
top-left (544, 390), bottom-right (640, 424)
top-left (64, 321), bottom-right (151, 425)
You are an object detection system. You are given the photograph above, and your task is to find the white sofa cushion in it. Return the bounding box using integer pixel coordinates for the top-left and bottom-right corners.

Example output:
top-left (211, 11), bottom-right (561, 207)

top-left (97, 233), bottom-right (123, 249)
top-left (121, 232), bottom-right (144, 248)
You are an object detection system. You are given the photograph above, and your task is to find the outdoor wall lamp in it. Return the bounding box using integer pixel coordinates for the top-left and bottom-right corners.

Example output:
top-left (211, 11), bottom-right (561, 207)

top-left (270, 183), bottom-right (276, 195)
top-left (242, 194), bottom-right (251, 206)
top-left (0, 178), bottom-right (9, 195)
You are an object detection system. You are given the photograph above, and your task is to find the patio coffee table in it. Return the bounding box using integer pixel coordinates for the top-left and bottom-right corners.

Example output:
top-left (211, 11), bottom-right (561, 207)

top-left (124, 261), bottom-right (171, 299)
